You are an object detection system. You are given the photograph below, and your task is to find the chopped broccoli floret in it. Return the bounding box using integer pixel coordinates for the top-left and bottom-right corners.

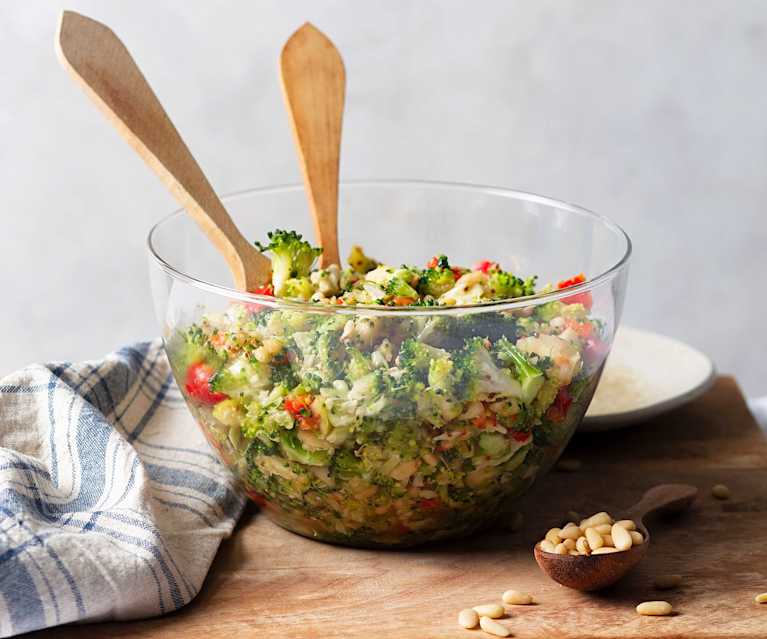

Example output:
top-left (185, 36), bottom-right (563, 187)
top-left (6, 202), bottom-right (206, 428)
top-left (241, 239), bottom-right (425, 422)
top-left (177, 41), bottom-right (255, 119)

top-left (397, 339), bottom-right (451, 378)
top-left (495, 337), bottom-right (545, 404)
top-left (346, 348), bottom-right (373, 381)
top-left (487, 271), bottom-right (537, 300)
top-left (417, 268), bottom-right (456, 298)
top-left (255, 229), bottom-right (322, 296)
top-left (456, 338), bottom-right (522, 400)
top-left (279, 430), bottom-right (331, 466)
top-left (209, 360), bottom-right (271, 396)
top-left (385, 276), bottom-right (419, 300)
top-left (347, 245), bottom-right (379, 273)
top-left (282, 276), bottom-right (314, 301)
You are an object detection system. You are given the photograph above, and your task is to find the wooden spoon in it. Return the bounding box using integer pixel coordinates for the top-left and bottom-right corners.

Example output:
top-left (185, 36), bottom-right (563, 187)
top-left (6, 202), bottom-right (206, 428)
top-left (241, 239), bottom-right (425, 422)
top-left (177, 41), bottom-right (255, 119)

top-left (534, 483), bottom-right (698, 591)
top-left (280, 22), bottom-right (345, 268)
top-left (56, 10), bottom-right (270, 291)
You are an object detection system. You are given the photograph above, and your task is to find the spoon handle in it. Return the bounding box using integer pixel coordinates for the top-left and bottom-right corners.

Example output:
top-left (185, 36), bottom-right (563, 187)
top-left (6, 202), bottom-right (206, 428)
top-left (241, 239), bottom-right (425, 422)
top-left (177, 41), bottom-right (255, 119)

top-left (625, 483), bottom-right (698, 521)
top-left (56, 11), bottom-right (270, 291)
top-left (280, 22), bottom-right (345, 268)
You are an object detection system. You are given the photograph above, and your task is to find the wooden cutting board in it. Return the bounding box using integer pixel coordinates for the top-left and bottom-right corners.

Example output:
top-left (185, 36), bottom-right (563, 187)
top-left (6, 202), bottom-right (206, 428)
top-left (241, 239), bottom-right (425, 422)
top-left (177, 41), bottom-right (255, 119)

top-left (37, 377), bottom-right (767, 638)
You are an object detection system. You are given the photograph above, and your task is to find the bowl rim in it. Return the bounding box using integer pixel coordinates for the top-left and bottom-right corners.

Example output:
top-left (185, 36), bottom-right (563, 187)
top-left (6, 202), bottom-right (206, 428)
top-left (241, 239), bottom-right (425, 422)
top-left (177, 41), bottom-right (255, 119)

top-left (146, 179), bottom-right (632, 316)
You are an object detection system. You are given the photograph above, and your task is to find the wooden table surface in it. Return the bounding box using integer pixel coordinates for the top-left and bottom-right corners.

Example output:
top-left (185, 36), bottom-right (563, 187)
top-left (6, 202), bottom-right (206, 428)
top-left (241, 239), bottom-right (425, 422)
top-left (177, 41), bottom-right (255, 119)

top-left (38, 377), bottom-right (767, 638)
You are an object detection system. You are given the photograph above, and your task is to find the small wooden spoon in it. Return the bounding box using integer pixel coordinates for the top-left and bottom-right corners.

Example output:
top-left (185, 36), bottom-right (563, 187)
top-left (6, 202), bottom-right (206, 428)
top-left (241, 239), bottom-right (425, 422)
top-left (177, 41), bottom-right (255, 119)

top-left (280, 22), bottom-right (345, 267)
top-left (534, 483), bottom-right (698, 591)
top-left (56, 11), bottom-right (270, 291)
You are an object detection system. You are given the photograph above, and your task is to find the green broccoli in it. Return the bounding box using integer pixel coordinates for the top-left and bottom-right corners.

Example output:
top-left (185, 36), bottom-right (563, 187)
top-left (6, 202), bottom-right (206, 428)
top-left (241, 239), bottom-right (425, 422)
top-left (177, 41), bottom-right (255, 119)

top-left (417, 268), bottom-right (456, 298)
top-left (279, 430), bottom-right (331, 466)
top-left (385, 276), bottom-right (419, 300)
top-left (455, 337), bottom-right (521, 400)
top-left (255, 229), bottom-right (322, 296)
top-left (178, 326), bottom-right (225, 369)
top-left (347, 245), bottom-right (379, 273)
top-left (397, 339), bottom-right (451, 378)
top-left (346, 348), bottom-right (373, 381)
top-left (487, 271), bottom-right (537, 300)
top-left (281, 276), bottom-right (314, 301)
top-left (495, 337), bottom-right (545, 404)
top-left (209, 360), bottom-right (271, 396)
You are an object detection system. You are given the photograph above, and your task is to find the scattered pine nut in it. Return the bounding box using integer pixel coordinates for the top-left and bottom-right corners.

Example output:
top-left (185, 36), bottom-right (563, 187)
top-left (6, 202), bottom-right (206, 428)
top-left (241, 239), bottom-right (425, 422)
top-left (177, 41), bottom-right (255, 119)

top-left (479, 616), bottom-right (511, 637)
top-left (582, 511), bottom-right (612, 528)
top-left (560, 525), bottom-right (581, 540)
top-left (458, 608), bottom-right (479, 629)
top-left (593, 523), bottom-right (612, 535)
top-left (636, 601), bottom-right (673, 616)
top-left (545, 527), bottom-right (562, 545)
top-left (615, 519), bottom-right (636, 531)
top-left (540, 540), bottom-right (556, 553)
top-left (576, 536), bottom-right (590, 555)
top-left (472, 603), bottom-right (504, 619)
top-left (585, 527), bottom-right (604, 550)
top-left (592, 546), bottom-right (621, 554)
top-left (755, 593), bottom-right (767, 604)
top-left (602, 534), bottom-right (614, 547)
top-left (629, 530), bottom-right (644, 545)
top-left (712, 484), bottom-right (731, 500)
top-left (611, 523), bottom-right (633, 551)
top-left (654, 574), bottom-right (682, 590)
top-left (563, 538), bottom-right (576, 551)
top-left (557, 458), bottom-right (582, 472)
top-left (554, 542), bottom-right (569, 555)
top-left (502, 590), bottom-right (533, 605)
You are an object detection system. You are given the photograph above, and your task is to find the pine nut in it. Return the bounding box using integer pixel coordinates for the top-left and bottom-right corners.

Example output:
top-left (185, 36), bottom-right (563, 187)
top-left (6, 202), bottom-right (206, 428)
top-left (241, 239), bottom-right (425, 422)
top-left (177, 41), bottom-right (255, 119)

top-left (560, 525), bottom-right (581, 540)
top-left (545, 527), bottom-right (562, 545)
top-left (583, 511), bottom-right (612, 527)
top-left (755, 593), bottom-right (767, 604)
top-left (615, 519), bottom-right (636, 531)
top-left (540, 540), bottom-right (556, 553)
top-left (593, 524), bottom-right (612, 535)
top-left (554, 542), bottom-right (569, 555)
top-left (630, 530), bottom-right (644, 545)
top-left (473, 604), bottom-right (504, 619)
top-left (502, 590), bottom-right (533, 605)
top-left (479, 616), bottom-right (511, 637)
top-left (612, 523), bottom-right (633, 551)
top-left (585, 527), bottom-right (604, 550)
top-left (602, 534), bottom-right (614, 547)
top-left (636, 601), bottom-right (673, 616)
top-left (592, 546), bottom-right (621, 554)
top-left (557, 458), bottom-right (582, 472)
top-left (576, 536), bottom-right (590, 555)
top-left (712, 484), bottom-right (731, 500)
top-left (654, 574), bottom-right (682, 590)
top-left (458, 608), bottom-right (479, 629)
top-left (563, 538), bottom-right (576, 551)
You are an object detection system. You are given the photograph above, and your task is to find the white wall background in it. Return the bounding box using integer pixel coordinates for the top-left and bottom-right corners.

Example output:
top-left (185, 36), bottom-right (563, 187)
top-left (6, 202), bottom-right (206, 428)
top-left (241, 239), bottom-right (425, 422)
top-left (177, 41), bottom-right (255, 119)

top-left (1, 0), bottom-right (765, 396)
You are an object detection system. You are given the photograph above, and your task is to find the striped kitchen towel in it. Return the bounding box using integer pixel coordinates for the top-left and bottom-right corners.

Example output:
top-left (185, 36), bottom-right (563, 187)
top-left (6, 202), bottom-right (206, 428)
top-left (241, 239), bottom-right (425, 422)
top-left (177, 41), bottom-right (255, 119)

top-left (0, 339), bottom-right (245, 637)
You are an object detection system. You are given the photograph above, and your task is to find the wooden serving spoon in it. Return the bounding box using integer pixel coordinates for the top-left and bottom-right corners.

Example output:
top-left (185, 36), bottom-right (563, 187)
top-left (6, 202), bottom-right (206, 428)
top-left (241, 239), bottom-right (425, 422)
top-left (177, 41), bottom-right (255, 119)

top-left (280, 22), bottom-right (345, 268)
top-left (56, 11), bottom-right (270, 292)
top-left (534, 483), bottom-right (698, 591)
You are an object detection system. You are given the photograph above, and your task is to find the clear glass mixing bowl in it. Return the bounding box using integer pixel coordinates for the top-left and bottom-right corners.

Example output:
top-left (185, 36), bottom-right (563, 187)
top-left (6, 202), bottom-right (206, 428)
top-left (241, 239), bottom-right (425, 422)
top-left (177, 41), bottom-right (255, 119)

top-left (147, 181), bottom-right (630, 547)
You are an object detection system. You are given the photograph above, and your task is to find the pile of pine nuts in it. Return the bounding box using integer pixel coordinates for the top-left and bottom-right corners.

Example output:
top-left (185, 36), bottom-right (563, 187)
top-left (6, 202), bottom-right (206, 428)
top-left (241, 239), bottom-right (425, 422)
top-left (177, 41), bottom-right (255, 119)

top-left (538, 511), bottom-right (643, 555)
top-left (457, 590), bottom-right (534, 636)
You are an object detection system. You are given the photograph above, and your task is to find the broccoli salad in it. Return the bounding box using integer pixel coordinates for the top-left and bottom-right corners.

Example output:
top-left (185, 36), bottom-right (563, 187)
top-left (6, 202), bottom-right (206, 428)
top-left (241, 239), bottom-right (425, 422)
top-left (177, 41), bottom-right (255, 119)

top-left (169, 230), bottom-right (609, 546)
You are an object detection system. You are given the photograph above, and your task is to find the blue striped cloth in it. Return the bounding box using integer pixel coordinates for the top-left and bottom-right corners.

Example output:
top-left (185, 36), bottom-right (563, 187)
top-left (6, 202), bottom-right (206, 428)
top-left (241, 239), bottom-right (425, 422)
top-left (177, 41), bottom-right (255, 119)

top-left (0, 340), bottom-right (245, 637)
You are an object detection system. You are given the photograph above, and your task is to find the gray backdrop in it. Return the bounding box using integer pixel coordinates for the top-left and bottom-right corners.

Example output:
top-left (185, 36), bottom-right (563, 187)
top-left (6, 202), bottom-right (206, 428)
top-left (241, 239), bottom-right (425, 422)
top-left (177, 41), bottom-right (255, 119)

top-left (2, 1), bottom-right (765, 396)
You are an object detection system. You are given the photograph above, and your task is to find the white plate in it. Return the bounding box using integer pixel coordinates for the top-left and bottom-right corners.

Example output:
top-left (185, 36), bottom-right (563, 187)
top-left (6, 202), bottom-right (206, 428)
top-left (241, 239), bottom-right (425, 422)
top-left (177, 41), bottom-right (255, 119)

top-left (581, 327), bottom-right (716, 432)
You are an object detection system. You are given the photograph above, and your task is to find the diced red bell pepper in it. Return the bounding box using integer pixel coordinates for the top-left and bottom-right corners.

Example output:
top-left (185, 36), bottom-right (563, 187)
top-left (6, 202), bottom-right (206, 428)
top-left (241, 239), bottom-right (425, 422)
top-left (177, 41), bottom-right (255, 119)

top-left (510, 429), bottom-right (531, 442)
top-left (557, 273), bottom-right (593, 309)
top-left (473, 260), bottom-right (500, 274)
top-left (284, 395), bottom-right (320, 430)
top-left (418, 498), bottom-right (442, 510)
top-left (184, 363), bottom-right (228, 405)
top-left (545, 387), bottom-right (573, 423)
top-left (245, 283), bottom-right (274, 314)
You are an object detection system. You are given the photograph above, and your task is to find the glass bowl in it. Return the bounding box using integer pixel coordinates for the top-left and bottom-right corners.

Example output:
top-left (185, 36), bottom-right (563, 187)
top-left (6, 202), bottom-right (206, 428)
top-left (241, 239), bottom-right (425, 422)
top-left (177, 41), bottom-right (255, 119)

top-left (147, 180), bottom-right (630, 548)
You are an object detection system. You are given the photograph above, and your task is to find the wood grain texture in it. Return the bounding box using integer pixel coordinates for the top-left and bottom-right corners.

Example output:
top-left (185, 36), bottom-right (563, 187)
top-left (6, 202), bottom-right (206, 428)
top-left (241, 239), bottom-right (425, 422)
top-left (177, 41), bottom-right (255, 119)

top-left (280, 22), bottom-right (345, 267)
top-left (33, 377), bottom-right (767, 638)
top-left (56, 11), bottom-right (270, 291)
